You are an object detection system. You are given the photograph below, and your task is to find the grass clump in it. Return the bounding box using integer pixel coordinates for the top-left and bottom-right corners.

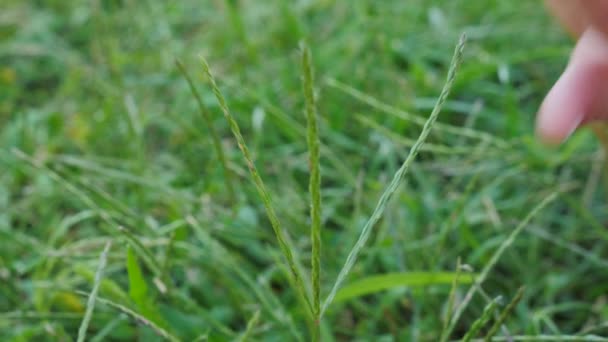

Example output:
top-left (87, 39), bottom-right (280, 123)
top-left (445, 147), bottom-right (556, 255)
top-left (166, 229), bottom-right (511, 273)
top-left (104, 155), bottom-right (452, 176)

top-left (3, 1), bottom-right (608, 341)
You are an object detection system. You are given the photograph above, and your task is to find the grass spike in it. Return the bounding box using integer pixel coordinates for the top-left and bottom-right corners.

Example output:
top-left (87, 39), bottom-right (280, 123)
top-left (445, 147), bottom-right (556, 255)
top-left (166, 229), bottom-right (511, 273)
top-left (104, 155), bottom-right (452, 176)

top-left (200, 56), bottom-right (313, 316)
top-left (461, 297), bottom-right (499, 342)
top-left (321, 33), bottom-right (467, 317)
top-left (301, 41), bottom-right (323, 329)
top-left (484, 286), bottom-right (526, 342)
top-left (442, 257), bottom-right (462, 334)
top-left (77, 241), bottom-right (112, 342)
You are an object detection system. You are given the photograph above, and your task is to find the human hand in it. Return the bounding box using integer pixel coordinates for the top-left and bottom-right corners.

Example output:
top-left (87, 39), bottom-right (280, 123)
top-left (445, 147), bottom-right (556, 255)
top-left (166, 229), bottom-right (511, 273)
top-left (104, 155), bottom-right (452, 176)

top-left (537, 0), bottom-right (608, 144)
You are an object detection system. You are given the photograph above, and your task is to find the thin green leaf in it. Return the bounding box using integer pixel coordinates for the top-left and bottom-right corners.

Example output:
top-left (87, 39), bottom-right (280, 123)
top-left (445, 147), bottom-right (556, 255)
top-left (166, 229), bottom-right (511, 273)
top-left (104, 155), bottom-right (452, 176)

top-left (236, 310), bottom-right (261, 342)
top-left (74, 291), bottom-right (180, 342)
top-left (484, 287), bottom-right (525, 342)
top-left (334, 272), bottom-right (475, 303)
top-left (73, 265), bottom-right (131, 305)
top-left (324, 78), bottom-right (506, 147)
top-left (127, 246), bottom-right (148, 304)
top-left (126, 246), bottom-right (165, 328)
top-left (461, 298), bottom-right (499, 342)
top-left (443, 258), bottom-right (463, 334)
top-left (77, 241), bottom-right (111, 342)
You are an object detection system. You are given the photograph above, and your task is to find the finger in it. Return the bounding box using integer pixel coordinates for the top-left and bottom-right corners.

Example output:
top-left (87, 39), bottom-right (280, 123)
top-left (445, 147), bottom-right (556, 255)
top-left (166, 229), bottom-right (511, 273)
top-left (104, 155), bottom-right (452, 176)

top-left (536, 28), bottom-right (608, 144)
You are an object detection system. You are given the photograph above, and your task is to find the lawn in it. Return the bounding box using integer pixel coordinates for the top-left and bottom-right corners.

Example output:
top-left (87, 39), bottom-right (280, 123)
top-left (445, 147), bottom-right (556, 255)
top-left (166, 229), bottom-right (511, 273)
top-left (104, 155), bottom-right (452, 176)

top-left (1, 0), bottom-right (608, 341)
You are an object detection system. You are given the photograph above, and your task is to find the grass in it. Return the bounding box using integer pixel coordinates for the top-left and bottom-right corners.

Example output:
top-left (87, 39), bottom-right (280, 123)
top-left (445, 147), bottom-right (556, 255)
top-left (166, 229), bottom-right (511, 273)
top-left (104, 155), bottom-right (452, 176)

top-left (201, 55), bottom-right (314, 317)
top-left (175, 59), bottom-right (236, 204)
top-left (77, 241), bottom-right (111, 342)
top-left (322, 32), bottom-right (466, 317)
top-left (300, 41), bottom-right (323, 336)
top-left (2, 0), bottom-right (608, 341)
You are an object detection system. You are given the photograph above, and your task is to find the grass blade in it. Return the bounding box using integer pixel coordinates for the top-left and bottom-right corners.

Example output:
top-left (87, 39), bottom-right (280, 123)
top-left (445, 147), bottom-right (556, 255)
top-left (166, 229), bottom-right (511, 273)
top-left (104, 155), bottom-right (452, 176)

top-left (301, 42), bottom-right (323, 326)
top-left (90, 314), bottom-right (127, 342)
top-left (200, 57), bottom-right (313, 316)
top-left (324, 78), bottom-right (507, 147)
top-left (175, 59), bottom-right (236, 203)
top-left (126, 246), bottom-right (167, 327)
top-left (74, 291), bottom-right (180, 342)
top-left (484, 286), bottom-right (525, 342)
top-left (334, 271), bottom-right (475, 303)
top-left (440, 191), bottom-right (559, 342)
top-left (77, 241), bottom-right (111, 342)
top-left (236, 309), bottom-right (261, 342)
top-left (461, 297), bottom-right (499, 342)
top-left (321, 33), bottom-right (467, 317)
top-left (443, 258), bottom-right (462, 333)
top-left (127, 246), bottom-right (149, 304)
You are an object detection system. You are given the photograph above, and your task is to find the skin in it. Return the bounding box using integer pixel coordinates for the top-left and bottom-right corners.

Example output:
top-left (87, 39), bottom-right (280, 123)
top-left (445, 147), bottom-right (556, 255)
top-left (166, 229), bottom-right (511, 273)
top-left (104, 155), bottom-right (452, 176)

top-left (537, 0), bottom-right (608, 144)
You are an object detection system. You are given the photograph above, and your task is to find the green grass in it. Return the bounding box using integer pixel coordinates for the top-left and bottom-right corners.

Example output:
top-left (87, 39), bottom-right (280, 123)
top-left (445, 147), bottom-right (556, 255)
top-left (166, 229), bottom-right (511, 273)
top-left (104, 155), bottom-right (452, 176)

top-left (2, 0), bottom-right (608, 341)
top-left (300, 41), bottom-right (323, 338)
top-left (77, 241), bottom-right (111, 342)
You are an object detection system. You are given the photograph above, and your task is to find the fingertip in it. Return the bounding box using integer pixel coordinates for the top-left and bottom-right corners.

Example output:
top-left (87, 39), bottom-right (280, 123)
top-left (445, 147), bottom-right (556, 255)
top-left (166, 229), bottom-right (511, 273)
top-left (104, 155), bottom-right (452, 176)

top-left (536, 105), bottom-right (582, 145)
top-left (535, 67), bottom-right (586, 145)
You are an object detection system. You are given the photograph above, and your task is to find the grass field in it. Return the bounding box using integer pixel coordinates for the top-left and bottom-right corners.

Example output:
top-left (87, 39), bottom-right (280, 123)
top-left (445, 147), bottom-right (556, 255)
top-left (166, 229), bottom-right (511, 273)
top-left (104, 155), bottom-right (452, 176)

top-left (2, 0), bottom-right (608, 341)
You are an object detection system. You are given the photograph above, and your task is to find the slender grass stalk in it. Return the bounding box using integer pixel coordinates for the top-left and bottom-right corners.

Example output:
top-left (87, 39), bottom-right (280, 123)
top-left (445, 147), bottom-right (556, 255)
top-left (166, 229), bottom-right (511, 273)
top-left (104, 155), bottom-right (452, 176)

top-left (320, 33), bottom-right (467, 317)
top-left (440, 191), bottom-right (559, 342)
top-left (74, 290), bottom-right (180, 342)
top-left (461, 298), bottom-right (499, 342)
top-left (91, 314), bottom-right (127, 342)
top-left (200, 57), bottom-right (313, 316)
top-left (300, 42), bottom-right (323, 331)
top-left (528, 226), bottom-right (608, 268)
top-left (355, 114), bottom-right (478, 155)
top-left (442, 258), bottom-right (462, 333)
top-left (175, 59), bottom-right (236, 203)
top-left (236, 310), bottom-right (261, 342)
top-left (323, 77), bottom-right (507, 148)
top-left (77, 241), bottom-right (112, 342)
top-left (484, 286), bottom-right (525, 342)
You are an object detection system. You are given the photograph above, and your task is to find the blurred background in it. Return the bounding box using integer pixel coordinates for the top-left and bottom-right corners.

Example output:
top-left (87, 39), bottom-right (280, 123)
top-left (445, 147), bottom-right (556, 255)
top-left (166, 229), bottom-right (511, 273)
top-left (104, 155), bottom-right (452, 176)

top-left (1, 0), bottom-right (608, 341)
